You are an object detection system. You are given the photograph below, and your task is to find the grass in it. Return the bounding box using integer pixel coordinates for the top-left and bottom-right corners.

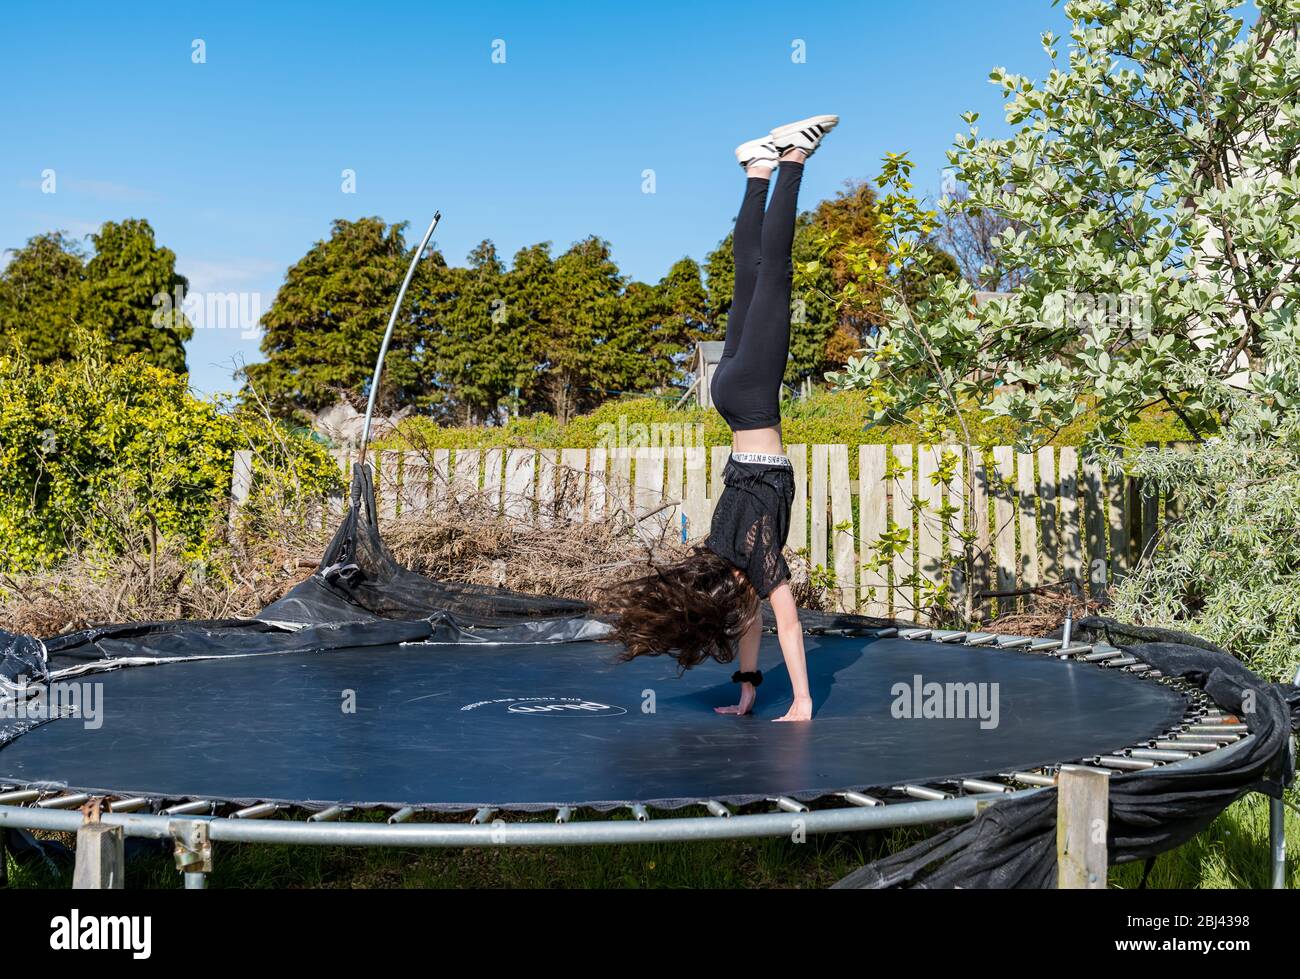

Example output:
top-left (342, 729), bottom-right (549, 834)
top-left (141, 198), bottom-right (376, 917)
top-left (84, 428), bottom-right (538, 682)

top-left (7, 793), bottom-right (1295, 889)
top-left (5, 809), bottom-right (936, 889)
top-left (1109, 792), bottom-right (1299, 890)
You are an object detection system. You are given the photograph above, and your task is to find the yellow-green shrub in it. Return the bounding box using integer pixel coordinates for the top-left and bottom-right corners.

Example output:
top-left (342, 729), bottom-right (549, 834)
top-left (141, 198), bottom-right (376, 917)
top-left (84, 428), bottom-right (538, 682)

top-left (0, 347), bottom-right (340, 573)
top-left (380, 388), bottom-right (1193, 458)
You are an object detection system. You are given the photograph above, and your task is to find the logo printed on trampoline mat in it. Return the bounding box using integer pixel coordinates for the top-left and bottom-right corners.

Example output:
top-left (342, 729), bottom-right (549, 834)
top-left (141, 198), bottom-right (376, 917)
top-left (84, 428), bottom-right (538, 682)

top-left (460, 696), bottom-right (627, 717)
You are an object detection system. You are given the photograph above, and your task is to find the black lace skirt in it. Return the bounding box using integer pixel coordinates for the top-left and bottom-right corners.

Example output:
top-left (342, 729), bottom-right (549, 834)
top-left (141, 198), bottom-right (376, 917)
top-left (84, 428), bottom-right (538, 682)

top-left (705, 457), bottom-right (795, 598)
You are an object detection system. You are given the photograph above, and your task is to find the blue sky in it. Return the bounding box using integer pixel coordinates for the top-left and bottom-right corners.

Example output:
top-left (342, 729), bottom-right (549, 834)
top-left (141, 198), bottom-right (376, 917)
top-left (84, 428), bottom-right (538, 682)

top-left (0, 0), bottom-right (1070, 397)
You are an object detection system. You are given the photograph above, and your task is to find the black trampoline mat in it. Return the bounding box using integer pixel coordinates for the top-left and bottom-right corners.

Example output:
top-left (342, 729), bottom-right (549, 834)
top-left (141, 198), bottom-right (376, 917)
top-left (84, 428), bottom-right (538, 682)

top-left (0, 635), bottom-right (1188, 809)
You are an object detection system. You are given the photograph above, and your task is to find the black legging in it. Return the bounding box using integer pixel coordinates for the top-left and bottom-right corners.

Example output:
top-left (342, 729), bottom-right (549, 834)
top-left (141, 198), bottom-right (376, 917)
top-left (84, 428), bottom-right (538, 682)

top-left (710, 160), bottom-right (803, 432)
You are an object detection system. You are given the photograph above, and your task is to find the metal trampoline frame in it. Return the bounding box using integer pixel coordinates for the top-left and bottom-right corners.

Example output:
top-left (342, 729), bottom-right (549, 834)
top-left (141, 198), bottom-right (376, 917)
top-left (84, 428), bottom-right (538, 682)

top-left (0, 626), bottom-right (1292, 888)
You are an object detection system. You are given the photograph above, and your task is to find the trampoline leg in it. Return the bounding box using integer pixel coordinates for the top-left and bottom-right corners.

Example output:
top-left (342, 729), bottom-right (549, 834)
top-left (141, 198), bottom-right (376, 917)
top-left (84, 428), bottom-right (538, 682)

top-left (1057, 766), bottom-right (1109, 889)
top-left (1270, 795), bottom-right (1286, 890)
top-left (0, 829), bottom-right (8, 888)
top-left (172, 819), bottom-right (212, 890)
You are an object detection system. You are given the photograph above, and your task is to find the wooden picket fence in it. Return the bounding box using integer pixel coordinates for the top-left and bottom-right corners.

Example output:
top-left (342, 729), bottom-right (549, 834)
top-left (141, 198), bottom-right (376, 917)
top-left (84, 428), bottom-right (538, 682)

top-left (232, 442), bottom-right (1178, 624)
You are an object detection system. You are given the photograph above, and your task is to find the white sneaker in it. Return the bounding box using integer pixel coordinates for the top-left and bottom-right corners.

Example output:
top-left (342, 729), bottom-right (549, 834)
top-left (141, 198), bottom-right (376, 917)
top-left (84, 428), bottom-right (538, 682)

top-left (735, 136), bottom-right (778, 171)
top-left (769, 115), bottom-right (839, 158)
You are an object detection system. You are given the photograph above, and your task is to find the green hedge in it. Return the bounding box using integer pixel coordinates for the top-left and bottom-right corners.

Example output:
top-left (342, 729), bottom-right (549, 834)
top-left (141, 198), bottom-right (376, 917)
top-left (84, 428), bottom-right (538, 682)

top-left (379, 389), bottom-right (1193, 454)
top-left (0, 346), bottom-right (341, 573)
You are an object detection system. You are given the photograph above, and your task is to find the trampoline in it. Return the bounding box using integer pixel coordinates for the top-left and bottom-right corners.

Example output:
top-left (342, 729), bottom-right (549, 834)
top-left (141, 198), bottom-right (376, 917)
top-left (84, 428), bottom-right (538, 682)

top-left (0, 464), bottom-right (1244, 816)
top-left (0, 465), bottom-right (1288, 890)
top-left (0, 631), bottom-right (1192, 812)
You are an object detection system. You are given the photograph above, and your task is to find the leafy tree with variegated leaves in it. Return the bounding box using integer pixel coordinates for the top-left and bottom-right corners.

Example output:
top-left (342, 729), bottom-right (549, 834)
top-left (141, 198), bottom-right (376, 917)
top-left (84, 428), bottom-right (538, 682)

top-left (827, 0), bottom-right (1300, 669)
top-left (830, 0), bottom-right (1300, 452)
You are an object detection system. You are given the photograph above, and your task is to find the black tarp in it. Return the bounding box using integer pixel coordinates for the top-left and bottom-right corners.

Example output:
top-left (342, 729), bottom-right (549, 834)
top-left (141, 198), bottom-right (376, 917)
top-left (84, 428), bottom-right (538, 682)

top-left (0, 631), bottom-right (45, 693)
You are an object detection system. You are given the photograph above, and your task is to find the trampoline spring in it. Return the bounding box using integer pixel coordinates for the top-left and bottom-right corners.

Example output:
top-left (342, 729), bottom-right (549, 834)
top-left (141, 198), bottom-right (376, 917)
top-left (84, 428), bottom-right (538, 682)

top-left (1058, 644), bottom-right (1095, 657)
top-left (37, 793), bottom-right (90, 810)
top-left (1193, 715), bottom-right (1242, 725)
top-left (869, 628), bottom-right (898, 639)
top-left (773, 796), bottom-right (810, 813)
top-left (629, 804), bottom-right (649, 822)
top-left (1186, 724), bottom-right (1247, 738)
top-left (1004, 772), bottom-right (1056, 787)
top-left (1107, 656), bottom-right (1141, 668)
top-left (1127, 749), bottom-right (1193, 762)
top-left (163, 800), bottom-right (214, 816)
top-left (895, 785), bottom-right (951, 801)
top-left (899, 629), bottom-right (932, 641)
top-left (995, 636), bottom-right (1034, 649)
top-left (1095, 756), bottom-right (1157, 771)
top-left (108, 797), bottom-right (152, 813)
top-left (1156, 739), bottom-right (1219, 752)
top-left (1189, 734), bottom-right (1246, 746)
top-left (838, 791), bottom-right (882, 807)
top-left (935, 631), bottom-right (969, 643)
top-left (388, 807), bottom-right (417, 824)
top-left (704, 800), bottom-right (733, 818)
top-left (232, 802), bottom-right (280, 820)
top-left (1028, 638), bottom-right (1064, 652)
top-left (555, 807), bottom-right (573, 824)
top-left (0, 788), bottom-right (41, 805)
top-left (308, 806), bottom-right (352, 822)
top-left (1081, 650), bottom-right (1123, 662)
top-left (964, 633), bottom-right (998, 646)
top-left (1078, 768), bottom-right (1122, 779)
top-left (471, 807), bottom-right (497, 825)
top-left (959, 779), bottom-right (1013, 795)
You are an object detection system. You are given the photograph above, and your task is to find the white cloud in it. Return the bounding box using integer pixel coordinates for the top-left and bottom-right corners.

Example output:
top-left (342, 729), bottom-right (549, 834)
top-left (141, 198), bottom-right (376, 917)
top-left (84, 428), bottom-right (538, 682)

top-left (178, 257), bottom-right (280, 294)
top-left (21, 214), bottom-right (102, 239)
top-left (17, 177), bottom-right (154, 203)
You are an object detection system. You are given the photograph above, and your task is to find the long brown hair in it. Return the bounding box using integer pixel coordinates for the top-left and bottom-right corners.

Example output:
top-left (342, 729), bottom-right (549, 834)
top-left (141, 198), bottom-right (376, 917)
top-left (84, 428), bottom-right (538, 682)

top-left (600, 547), bottom-right (759, 671)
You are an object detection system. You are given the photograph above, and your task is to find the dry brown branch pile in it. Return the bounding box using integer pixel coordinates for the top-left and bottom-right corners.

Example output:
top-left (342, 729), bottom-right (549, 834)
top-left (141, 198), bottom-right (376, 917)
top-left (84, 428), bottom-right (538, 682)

top-left (0, 468), bottom-right (763, 637)
top-left (380, 480), bottom-right (690, 604)
top-left (986, 589), bottom-right (1101, 638)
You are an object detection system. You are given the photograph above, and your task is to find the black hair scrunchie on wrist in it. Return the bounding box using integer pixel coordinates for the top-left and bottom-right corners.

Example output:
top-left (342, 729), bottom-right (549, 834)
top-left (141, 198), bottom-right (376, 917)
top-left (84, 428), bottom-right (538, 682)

top-left (731, 670), bottom-right (763, 687)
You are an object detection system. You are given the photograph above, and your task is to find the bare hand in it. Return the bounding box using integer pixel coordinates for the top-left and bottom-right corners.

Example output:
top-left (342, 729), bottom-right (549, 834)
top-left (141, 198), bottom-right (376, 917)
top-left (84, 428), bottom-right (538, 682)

top-left (715, 682), bottom-right (757, 716)
top-left (773, 697), bottom-right (813, 722)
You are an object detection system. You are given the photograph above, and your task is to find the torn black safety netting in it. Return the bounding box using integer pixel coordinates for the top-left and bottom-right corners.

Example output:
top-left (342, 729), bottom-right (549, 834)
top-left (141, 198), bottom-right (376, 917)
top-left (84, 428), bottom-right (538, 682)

top-left (833, 616), bottom-right (1300, 889)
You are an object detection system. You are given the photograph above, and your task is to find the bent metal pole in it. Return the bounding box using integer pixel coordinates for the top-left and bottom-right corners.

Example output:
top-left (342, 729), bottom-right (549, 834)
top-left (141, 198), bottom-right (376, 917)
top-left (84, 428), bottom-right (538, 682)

top-left (359, 211), bottom-right (441, 465)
